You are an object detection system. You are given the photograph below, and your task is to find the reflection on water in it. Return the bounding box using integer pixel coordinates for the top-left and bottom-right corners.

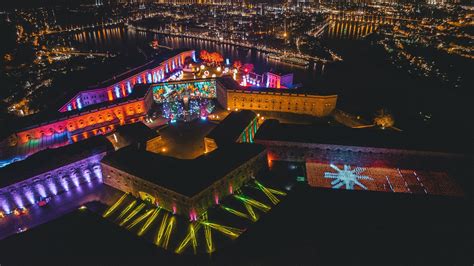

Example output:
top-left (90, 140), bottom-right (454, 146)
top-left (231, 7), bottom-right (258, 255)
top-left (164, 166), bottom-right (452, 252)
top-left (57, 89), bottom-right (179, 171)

top-left (72, 26), bottom-right (328, 87)
top-left (326, 21), bottom-right (376, 40)
top-left (70, 23), bottom-right (377, 89)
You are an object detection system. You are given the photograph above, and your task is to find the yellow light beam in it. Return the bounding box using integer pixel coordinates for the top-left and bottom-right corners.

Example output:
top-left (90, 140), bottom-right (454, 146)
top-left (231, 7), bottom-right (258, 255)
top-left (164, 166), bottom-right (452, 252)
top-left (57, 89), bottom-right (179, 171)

top-left (260, 187), bottom-right (279, 205)
top-left (116, 200), bottom-right (137, 221)
top-left (200, 222), bottom-right (245, 239)
top-left (243, 202), bottom-right (258, 222)
top-left (138, 208), bottom-right (161, 236)
top-left (234, 195), bottom-right (271, 212)
top-left (254, 180), bottom-right (286, 205)
top-left (126, 208), bottom-right (154, 230)
top-left (202, 213), bottom-right (214, 253)
top-left (220, 205), bottom-right (250, 220)
top-left (161, 216), bottom-right (175, 250)
top-left (267, 187), bottom-right (287, 196)
top-left (119, 203), bottom-right (145, 226)
top-left (175, 223), bottom-right (201, 254)
top-left (190, 223), bottom-right (198, 254)
top-left (155, 213), bottom-right (169, 246)
top-left (103, 193), bottom-right (128, 218)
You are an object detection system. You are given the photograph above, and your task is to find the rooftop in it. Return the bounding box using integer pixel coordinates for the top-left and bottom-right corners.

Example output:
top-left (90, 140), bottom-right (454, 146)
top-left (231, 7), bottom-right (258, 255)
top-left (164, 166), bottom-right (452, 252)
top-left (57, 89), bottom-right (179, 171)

top-left (0, 136), bottom-right (113, 189)
top-left (93, 49), bottom-right (191, 89)
top-left (101, 143), bottom-right (266, 197)
top-left (108, 122), bottom-right (159, 145)
top-left (255, 119), bottom-right (468, 154)
top-left (206, 110), bottom-right (256, 145)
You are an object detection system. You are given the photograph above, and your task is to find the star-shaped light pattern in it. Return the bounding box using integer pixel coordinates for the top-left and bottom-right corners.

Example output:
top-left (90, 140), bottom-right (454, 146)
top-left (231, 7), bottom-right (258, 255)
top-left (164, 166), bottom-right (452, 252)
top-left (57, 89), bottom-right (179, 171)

top-left (324, 164), bottom-right (373, 190)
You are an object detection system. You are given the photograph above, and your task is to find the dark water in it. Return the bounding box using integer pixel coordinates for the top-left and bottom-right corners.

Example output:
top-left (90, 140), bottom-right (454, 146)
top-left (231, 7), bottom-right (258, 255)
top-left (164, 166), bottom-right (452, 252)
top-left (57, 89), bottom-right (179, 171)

top-left (71, 26), bottom-right (323, 88)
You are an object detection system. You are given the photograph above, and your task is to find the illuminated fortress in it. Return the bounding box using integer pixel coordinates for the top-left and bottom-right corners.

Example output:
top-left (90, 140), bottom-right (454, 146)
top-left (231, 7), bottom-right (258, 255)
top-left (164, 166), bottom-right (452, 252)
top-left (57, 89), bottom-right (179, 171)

top-left (0, 49), bottom-right (466, 254)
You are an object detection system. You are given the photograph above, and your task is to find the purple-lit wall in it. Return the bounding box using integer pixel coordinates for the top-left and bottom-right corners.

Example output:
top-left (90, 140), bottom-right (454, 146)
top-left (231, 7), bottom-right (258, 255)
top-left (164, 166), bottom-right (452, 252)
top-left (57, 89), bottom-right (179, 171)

top-left (0, 153), bottom-right (106, 214)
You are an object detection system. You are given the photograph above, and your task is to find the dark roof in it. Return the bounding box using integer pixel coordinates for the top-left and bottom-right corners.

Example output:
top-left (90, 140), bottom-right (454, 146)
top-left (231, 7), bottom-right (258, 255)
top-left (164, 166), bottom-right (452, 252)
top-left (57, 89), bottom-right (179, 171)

top-left (111, 122), bottom-right (159, 143)
top-left (56, 49), bottom-right (192, 105)
top-left (218, 75), bottom-right (336, 95)
top-left (229, 86), bottom-right (337, 96)
top-left (216, 76), bottom-right (241, 90)
top-left (0, 136), bottom-right (113, 189)
top-left (101, 143), bottom-right (266, 197)
top-left (91, 49), bottom-right (191, 89)
top-left (255, 119), bottom-right (468, 154)
top-left (206, 110), bottom-right (256, 145)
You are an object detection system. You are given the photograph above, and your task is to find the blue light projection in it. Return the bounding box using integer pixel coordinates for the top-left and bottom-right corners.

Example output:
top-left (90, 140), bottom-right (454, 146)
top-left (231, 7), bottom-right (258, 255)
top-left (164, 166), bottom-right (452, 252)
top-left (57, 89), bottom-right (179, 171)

top-left (76, 98), bottom-right (82, 109)
top-left (324, 164), bottom-right (373, 190)
top-left (115, 86), bottom-right (121, 99)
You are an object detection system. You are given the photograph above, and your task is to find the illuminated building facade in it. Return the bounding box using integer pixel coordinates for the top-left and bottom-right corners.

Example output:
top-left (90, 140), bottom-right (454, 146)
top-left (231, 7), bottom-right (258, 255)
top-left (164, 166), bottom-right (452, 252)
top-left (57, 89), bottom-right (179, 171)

top-left (0, 136), bottom-right (113, 214)
top-left (58, 50), bottom-right (196, 113)
top-left (0, 50), bottom-right (194, 168)
top-left (0, 52), bottom-right (335, 169)
top-left (101, 143), bottom-right (267, 218)
top-left (0, 96), bottom-right (148, 168)
top-left (220, 87), bottom-right (337, 117)
top-left (264, 72), bottom-right (294, 89)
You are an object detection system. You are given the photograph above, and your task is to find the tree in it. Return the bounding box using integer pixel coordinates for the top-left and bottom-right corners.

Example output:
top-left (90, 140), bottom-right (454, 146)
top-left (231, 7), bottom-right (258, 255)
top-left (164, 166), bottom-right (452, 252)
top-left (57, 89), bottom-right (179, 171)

top-left (200, 50), bottom-right (210, 61)
top-left (242, 63), bottom-right (254, 73)
top-left (233, 60), bottom-right (242, 69)
top-left (210, 52), bottom-right (224, 64)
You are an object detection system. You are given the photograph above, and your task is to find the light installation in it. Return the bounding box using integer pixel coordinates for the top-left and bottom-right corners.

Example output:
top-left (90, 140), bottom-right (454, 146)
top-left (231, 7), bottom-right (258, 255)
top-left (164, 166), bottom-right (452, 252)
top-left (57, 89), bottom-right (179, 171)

top-left (76, 98), bottom-right (82, 109)
top-left (176, 223), bottom-right (201, 254)
top-left (119, 203), bottom-right (145, 226)
top-left (115, 86), bottom-right (121, 99)
top-left (138, 207), bottom-right (161, 236)
top-left (220, 205), bottom-right (250, 220)
top-left (199, 221), bottom-right (244, 239)
top-left (155, 212), bottom-right (169, 246)
top-left (116, 200), bottom-right (137, 221)
top-left (157, 82), bottom-right (216, 122)
top-left (234, 194), bottom-right (271, 212)
top-left (99, 177), bottom-right (288, 254)
top-left (202, 213), bottom-right (214, 253)
top-left (152, 81), bottom-right (216, 103)
top-left (126, 208), bottom-right (154, 230)
top-left (253, 180), bottom-right (287, 205)
top-left (103, 193), bottom-right (128, 218)
top-left (324, 164), bottom-right (373, 190)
